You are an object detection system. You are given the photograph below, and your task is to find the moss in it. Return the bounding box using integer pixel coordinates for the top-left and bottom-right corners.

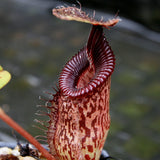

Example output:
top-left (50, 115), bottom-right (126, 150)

top-left (138, 58), bottom-right (159, 74)
top-left (149, 118), bottom-right (160, 133)
top-left (144, 82), bottom-right (160, 99)
top-left (124, 135), bottom-right (159, 159)
top-left (109, 120), bottom-right (124, 135)
top-left (23, 58), bottom-right (40, 68)
top-left (117, 101), bottom-right (151, 118)
top-left (42, 63), bottom-right (59, 77)
top-left (11, 78), bottom-right (31, 91)
top-left (4, 48), bottom-right (17, 58)
top-left (116, 72), bottom-right (140, 86)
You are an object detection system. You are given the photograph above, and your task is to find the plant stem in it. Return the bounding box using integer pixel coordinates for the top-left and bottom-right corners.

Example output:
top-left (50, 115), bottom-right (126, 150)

top-left (0, 107), bottom-right (56, 160)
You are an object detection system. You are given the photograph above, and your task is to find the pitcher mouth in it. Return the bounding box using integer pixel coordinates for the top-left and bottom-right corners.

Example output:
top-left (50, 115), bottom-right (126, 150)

top-left (59, 26), bottom-right (115, 97)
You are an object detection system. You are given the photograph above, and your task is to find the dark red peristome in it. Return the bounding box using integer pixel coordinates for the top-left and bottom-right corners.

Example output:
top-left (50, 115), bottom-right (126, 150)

top-left (59, 25), bottom-right (115, 97)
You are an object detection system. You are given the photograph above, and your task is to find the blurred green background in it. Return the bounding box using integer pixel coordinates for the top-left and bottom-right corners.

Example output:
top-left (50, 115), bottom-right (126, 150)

top-left (0, 0), bottom-right (160, 159)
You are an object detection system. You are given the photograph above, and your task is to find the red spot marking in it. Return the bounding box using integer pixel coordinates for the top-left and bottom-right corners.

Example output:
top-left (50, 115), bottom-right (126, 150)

top-left (85, 154), bottom-right (91, 160)
top-left (87, 145), bottom-right (93, 153)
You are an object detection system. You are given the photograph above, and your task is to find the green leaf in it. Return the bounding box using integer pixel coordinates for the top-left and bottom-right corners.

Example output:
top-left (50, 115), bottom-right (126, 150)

top-left (0, 66), bottom-right (11, 89)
